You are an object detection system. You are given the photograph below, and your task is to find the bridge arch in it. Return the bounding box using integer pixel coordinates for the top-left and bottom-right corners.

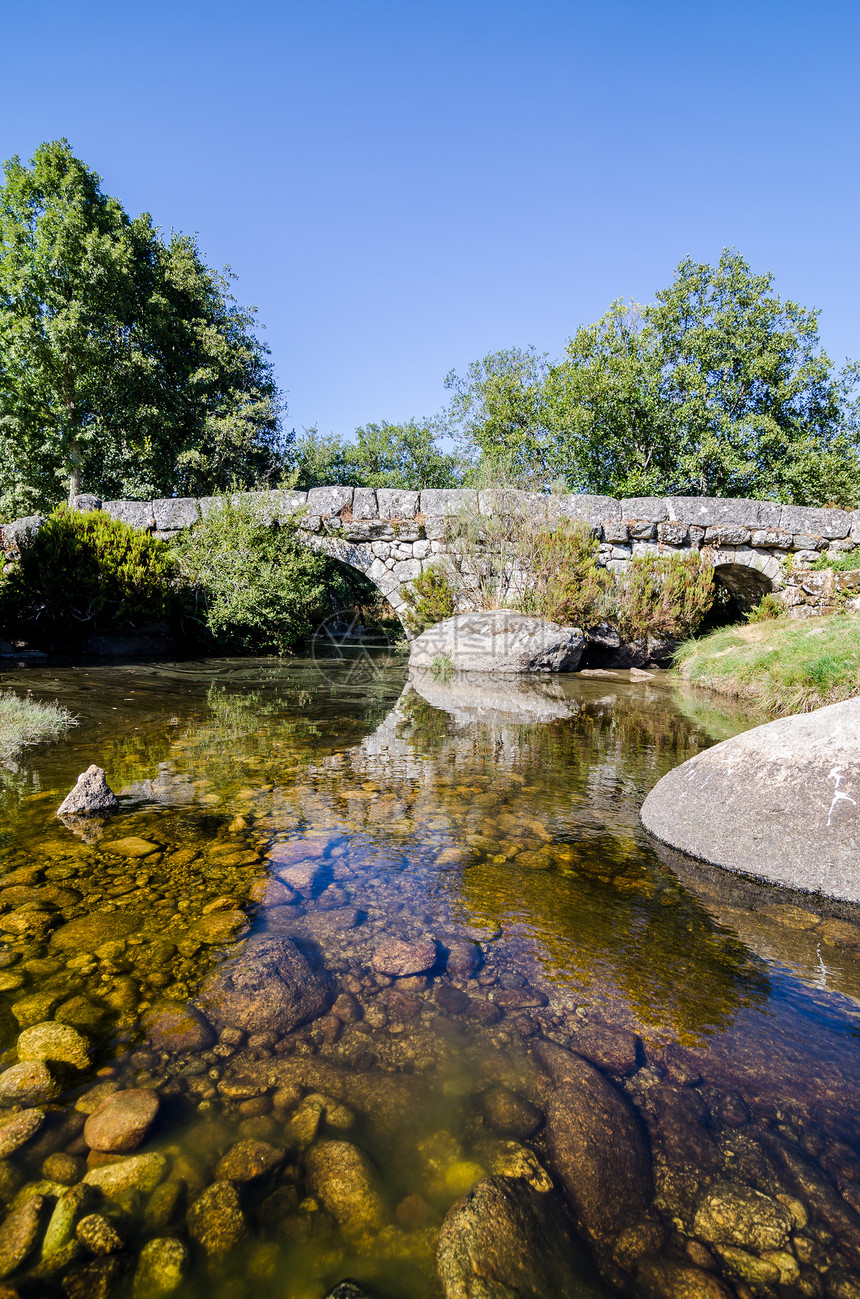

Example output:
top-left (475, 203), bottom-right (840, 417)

top-left (707, 548), bottom-right (783, 611)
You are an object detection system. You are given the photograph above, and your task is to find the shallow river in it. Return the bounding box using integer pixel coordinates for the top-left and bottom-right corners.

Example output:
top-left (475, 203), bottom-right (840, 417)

top-left (1, 655), bottom-right (859, 1299)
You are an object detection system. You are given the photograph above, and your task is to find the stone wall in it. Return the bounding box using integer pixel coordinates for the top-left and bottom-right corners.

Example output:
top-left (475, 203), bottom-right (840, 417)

top-left (3, 487), bottom-right (860, 625)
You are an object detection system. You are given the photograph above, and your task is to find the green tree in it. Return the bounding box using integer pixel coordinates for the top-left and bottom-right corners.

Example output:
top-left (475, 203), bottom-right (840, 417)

top-left (290, 418), bottom-right (462, 490)
top-left (446, 252), bottom-right (860, 505)
top-left (542, 302), bottom-right (675, 495)
top-left (443, 346), bottom-right (550, 485)
top-left (0, 140), bottom-right (286, 518)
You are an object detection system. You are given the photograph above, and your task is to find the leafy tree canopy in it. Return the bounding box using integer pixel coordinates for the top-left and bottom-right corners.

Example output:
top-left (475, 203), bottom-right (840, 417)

top-left (0, 140), bottom-right (287, 518)
top-left (288, 418), bottom-right (463, 491)
top-left (444, 251), bottom-right (860, 506)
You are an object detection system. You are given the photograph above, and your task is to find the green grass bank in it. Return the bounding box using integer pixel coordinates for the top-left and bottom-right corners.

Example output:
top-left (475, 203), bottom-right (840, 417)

top-left (674, 614), bottom-right (860, 716)
top-left (0, 692), bottom-right (76, 764)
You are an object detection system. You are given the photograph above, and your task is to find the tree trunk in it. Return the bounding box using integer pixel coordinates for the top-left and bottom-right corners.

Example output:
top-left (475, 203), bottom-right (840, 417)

top-left (67, 438), bottom-right (81, 505)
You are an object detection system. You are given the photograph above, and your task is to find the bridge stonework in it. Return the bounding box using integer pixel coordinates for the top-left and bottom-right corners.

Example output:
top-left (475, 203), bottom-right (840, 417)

top-left (5, 487), bottom-right (860, 627)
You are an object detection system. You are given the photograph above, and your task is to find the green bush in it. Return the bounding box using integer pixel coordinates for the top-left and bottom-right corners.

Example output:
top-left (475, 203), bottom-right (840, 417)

top-left (516, 519), bottom-right (611, 627)
top-left (401, 566), bottom-right (457, 633)
top-left (813, 549), bottom-right (860, 572)
top-left (745, 593), bottom-right (783, 623)
top-left (0, 509), bottom-right (176, 637)
top-left (613, 552), bottom-right (715, 641)
top-left (172, 495), bottom-right (336, 653)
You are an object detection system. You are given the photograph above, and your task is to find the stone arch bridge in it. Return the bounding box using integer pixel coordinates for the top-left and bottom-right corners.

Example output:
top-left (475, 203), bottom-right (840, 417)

top-left (6, 487), bottom-right (860, 628)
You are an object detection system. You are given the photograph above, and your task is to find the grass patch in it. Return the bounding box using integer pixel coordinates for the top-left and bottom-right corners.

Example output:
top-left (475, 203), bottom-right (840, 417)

top-left (813, 550), bottom-right (860, 572)
top-left (674, 614), bottom-right (860, 716)
top-left (0, 691), bottom-right (76, 764)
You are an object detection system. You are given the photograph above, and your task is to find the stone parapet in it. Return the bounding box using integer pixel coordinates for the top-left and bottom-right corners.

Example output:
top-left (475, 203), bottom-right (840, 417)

top-left (4, 487), bottom-right (860, 628)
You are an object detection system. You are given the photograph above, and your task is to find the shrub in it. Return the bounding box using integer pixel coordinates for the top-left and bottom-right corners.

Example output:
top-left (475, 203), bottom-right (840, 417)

top-left (0, 509), bottom-right (176, 637)
top-left (813, 549), bottom-right (860, 572)
top-left (172, 494), bottom-right (335, 653)
top-left (515, 519), bottom-right (611, 627)
top-left (745, 593), bottom-right (783, 623)
top-left (401, 566), bottom-right (456, 634)
top-left (612, 552), bottom-right (715, 641)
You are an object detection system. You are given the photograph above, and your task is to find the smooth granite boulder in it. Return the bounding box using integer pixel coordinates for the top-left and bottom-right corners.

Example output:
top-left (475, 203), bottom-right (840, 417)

top-left (409, 610), bottom-right (585, 674)
top-left (640, 697), bottom-right (860, 901)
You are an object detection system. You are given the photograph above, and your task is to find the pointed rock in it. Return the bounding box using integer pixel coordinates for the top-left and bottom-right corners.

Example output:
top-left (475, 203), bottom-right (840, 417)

top-left (57, 766), bottom-right (118, 818)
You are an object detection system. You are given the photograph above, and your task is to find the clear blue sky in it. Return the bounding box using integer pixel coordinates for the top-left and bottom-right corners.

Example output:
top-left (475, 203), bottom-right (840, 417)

top-left (3, 1), bottom-right (858, 438)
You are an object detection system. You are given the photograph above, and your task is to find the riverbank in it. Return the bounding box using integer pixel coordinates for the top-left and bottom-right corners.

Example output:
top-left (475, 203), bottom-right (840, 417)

top-left (674, 613), bottom-right (860, 715)
top-left (0, 690), bottom-right (75, 763)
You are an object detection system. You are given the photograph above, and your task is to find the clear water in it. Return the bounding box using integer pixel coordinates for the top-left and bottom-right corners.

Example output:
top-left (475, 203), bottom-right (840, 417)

top-left (1, 655), bottom-right (859, 1298)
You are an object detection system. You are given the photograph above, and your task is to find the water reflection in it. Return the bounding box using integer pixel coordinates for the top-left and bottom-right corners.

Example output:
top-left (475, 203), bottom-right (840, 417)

top-left (0, 658), bottom-right (858, 1297)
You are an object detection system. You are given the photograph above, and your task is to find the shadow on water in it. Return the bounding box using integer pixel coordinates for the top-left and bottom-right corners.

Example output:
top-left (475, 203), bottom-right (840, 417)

top-left (0, 657), bottom-right (859, 1296)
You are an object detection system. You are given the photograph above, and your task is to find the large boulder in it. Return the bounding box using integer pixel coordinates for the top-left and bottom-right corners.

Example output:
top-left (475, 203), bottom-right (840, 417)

top-left (640, 697), bottom-right (860, 901)
top-left (436, 1176), bottom-right (601, 1298)
top-left (534, 1042), bottom-right (653, 1249)
top-left (409, 611), bottom-right (585, 674)
top-left (199, 936), bottom-right (329, 1035)
top-left (56, 766), bottom-right (119, 818)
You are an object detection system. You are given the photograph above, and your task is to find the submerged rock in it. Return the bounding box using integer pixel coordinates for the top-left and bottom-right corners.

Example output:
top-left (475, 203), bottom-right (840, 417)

top-left (636, 1256), bottom-right (732, 1298)
top-left (304, 1140), bottom-right (385, 1234)
top-left (75, 1214), bottom-right (123, 1255)
top-left (436, 1176), bottom-right (595, 1298)
top-left (133, 1237), bottom-right (188, 1297)
top-left (200, 937), bottom-right (329, 1035)
top-left (186, 1181), bottom-right (247, 1257)
top-left (0, 1062), bottom-right (61, 1107)
top-left (409, 610), bottom-right (586, 674)
top-left (52, 913), bottom-right (138, 952)
top-left (535, 1042), bottom-right (652, 1248)
top-left (83, 1152), bottom-right (166, 1197)
top-left (84, 1089), bottom-right (160, 1154)
top-left (479, 1086), bottom-right (542, 1139)
top-left (215, 1140), bottom-right (284, 1183)
top-left (18, 1022), bottom-right (92, 1072)
top-left (56, 767), bottom-right (118, 819)
top-left (371, 937), bottom-right (437, 978)
top-left (0, 1195), bottom-right (44, 1279)
top-left (142, 1004), bottom-right (214, 1053)
top-left (0, 1109), bottom-right (45, 1158)
top-left (693, 1181), bottom-right (791, 1253)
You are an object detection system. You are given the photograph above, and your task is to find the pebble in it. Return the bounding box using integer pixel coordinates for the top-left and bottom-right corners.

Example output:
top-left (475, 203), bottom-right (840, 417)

top-left (371, 937), bottom-right (438, 978)
top-left (0, 1063), bottom-right (61, 1107)
top-left (84, 1089), bottom-right (160, 1154)
top-left (133, 1237), bottom-right (188, 1297)
top-left (17, 1022), bottom-right (92, 1071)
top-left (186, 1181), bottom-right (247, 1257)
top-left (0, 1110), bottom-right (45, 1159)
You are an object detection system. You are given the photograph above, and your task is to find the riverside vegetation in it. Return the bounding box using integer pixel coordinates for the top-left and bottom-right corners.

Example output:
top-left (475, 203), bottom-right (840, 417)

top-left (0, 501), bottom-right (390, 657)
top-left (1, 660), bottom-right (860, 1297)
top-left (675, 613), bottom-right (860, 715)
top-left (0, 694), bottom-right (75, 765)
top-left (402, 509), bottom-right (716, 646)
